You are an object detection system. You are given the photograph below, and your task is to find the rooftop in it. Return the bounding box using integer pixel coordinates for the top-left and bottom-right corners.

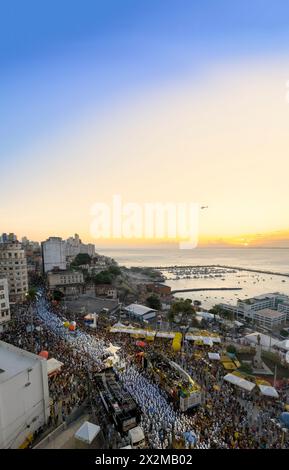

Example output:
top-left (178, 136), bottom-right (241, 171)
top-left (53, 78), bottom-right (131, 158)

top-left (255, 308), bottom-right (286, 319)
top-left (48, 269), bottom-right (82, 276)
top-left (65, 295), bottom-right (119, 314)
top-left (239, 294), bottom-right (277, 304)
top-left (0, 340), bottom-right (44, 384)
top-left (125, 303), bottom-right (157, 317)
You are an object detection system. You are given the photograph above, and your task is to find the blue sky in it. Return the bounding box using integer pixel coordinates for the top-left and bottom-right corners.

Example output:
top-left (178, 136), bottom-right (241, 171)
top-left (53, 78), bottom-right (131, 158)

top-left (1, 1), bottom-right (289, 244)
top-left (1, 0), bottom-right (289, 157)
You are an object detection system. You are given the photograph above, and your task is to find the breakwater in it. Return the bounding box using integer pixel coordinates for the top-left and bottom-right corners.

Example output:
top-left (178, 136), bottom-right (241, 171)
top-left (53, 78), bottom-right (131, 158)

top-left (171, 287), bottom-right (242, 294)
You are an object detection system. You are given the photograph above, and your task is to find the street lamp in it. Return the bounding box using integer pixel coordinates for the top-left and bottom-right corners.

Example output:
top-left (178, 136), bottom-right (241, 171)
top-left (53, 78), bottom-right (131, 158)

top-left (281, 428), bottom-right (287, 448)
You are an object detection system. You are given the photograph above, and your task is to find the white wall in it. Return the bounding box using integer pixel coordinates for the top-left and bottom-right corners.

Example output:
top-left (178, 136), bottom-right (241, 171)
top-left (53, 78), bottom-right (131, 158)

top-left (42, 239), bottom-right (66, 273)
top-left (0, 359), bottom-right (50, 448)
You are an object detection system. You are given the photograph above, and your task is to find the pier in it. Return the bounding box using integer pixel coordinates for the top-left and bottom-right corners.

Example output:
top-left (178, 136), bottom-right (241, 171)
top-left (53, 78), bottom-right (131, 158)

top-left (171, 287), bottom-right (243, 294)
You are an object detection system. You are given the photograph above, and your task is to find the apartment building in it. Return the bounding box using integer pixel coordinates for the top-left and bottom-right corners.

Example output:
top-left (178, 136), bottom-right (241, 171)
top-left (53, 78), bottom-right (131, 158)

top-left (41, 237), bottom-right (67, 273)
top-left (47, 270), bottom-right (84, 296)
top-left (220, 293), bottom-right (289, 322)
top-left (278, 301), bottom-right (289, 320)
top-left (0, 236), bottom-right (28, 303)
top-left (253, 308), bottom-right (287, 330)
top-left (65, 234), bottom-right (95, 260)
top-left (42, 235), bottom-right (96, 273)
top-left (0, 279), bottom-right (10, 332)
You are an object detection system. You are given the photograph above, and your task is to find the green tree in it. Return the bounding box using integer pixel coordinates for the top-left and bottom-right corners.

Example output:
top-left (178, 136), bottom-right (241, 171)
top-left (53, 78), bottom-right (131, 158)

top-left (53, 290), bottom-right (65, 301)
top-left (94, 271), bottom-right (113, 285)
top-left (71, 253), bottom-right (92, 267)
top-left (171, 298), bottom-right (194, 315)
top-left (210, 304), bottom-right (233, 321)
top-left (146, 294), bottom-right (161, 310)
top-left (226, 345), bottom-right (237, 354)
top-left (108, 265), bottom-right (121, 276)
top-left (170, 298), bottom-right (196, 325)
top-left (167, 310), bottom-right (175, 325)
top-left (25, 287), bottom-right (38, 303)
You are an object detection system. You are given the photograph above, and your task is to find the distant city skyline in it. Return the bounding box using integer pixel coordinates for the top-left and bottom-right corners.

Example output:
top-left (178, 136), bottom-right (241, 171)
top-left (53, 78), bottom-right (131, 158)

top-left (1, 1), bottom-right (289, 246)
top-left (3, 231), bottom-right (289, 249)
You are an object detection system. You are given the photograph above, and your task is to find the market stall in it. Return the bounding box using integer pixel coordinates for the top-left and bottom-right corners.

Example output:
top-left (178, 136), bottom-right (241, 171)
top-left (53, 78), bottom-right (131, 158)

top-left (224, 373), bottom-right (256, 392)
top-left (258, 385), bottom-right (279, 398)
top-left (47, 358), bottom-right (64, 376)
top-left (208, 353), bottom-right (220, 360)
top-left (74, 421), bottom-right (101, 445)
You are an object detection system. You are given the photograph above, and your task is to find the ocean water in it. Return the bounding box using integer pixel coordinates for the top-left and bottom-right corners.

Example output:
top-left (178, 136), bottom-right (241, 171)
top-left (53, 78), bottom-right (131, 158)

top-left (98, 248), bottom-right (289, 309)
top-left (98, 247), bottom-right (289, 272)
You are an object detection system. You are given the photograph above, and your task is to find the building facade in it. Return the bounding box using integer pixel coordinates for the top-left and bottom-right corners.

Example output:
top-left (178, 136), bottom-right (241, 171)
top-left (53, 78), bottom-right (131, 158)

top-left (253, 308), bottom-right (287, 329)
top-left (124, 303), bottom-right (157, 322)
top-left (146, 283), bottom-right (171, 296)
top-left (278, 301), bottom-right (289, 320)
top-left (41, 237), bottom-right (67, 273)
top-left (42, 235), bottom-right (96, 273)
top-left (95, 284), bottom-right (117, 299)
top-left (0, 236), bottom-right (28, 303)
top-left (0, 341), bottom-right (50, 449)
top-left (47, 270), bottom-right (84, 296)
top-left (220, 293), bottom-right (289, 322)
top-left (65, 234), bottom-right (95, 260)
top-left (0, 279), bottom-right (10, 332)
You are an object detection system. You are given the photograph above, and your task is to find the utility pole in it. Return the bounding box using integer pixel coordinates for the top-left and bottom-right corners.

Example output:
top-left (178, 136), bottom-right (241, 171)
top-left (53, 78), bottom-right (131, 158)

top-left (273, 364), bottom-right (277, 388)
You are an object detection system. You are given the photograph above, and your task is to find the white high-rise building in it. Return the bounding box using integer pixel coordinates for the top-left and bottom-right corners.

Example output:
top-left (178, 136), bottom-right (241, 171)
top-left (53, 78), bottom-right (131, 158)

top-left (0, 236), bottom-right (28, 303)
top-left (0, 279), bottom-right (10, 332)
top-left (41, 237), bottom-right (67, 273)
top-left (65, 234), bottom-right (95, 259)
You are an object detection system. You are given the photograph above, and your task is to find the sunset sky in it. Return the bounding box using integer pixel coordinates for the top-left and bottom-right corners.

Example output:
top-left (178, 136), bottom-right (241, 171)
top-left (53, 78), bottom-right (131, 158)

top-left (1, 1), bottom-right (289, 247)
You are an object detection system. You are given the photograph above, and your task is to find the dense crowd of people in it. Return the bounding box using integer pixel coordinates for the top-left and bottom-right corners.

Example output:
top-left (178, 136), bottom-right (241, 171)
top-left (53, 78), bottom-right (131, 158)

top-left (1, 292), bottom-right (289, 449)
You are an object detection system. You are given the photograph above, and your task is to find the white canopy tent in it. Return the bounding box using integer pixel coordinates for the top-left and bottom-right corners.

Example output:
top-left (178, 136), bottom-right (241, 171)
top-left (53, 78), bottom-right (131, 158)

top-left (47, 358), bottom-right (63, 376)
top-left (258, 385), bottom-right (279, 398)
top-left (202, 337), bottom-right (214, 347)
top-left (208, 352), bottom-right (220, 360)
top-left (110, 326), bottom-right (157, 337)
top-left (185, 334), bottom-right (221, 344)
top-left (113, 321), bottom-right (125, 328)
top-left (156, 331), bottom-right (176, 339)
top-left (224, 373), bottom-right (256, 392)
top-left (275, 339), bottom-right (289, 351)
top-left (128, 426), bottom-right (145, 445)
top-left (74, 421), bottom-right (101, 444)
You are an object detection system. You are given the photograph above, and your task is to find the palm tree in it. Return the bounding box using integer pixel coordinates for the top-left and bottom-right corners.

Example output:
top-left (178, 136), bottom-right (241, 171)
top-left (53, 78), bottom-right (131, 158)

top-left (26, 287), bottom-right (38, 303)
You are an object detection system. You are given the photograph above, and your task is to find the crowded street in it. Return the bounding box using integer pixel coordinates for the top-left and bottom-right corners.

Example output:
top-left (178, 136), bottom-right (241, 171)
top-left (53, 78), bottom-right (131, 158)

top-left (1, 292), bottom-right (289, 449)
